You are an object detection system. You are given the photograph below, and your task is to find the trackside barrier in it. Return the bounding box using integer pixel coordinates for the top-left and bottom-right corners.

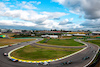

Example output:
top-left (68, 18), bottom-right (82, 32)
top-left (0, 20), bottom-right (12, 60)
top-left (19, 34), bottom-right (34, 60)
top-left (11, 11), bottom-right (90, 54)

top-left (87, 51), bottom-right (100, 67)
top-left (8, 40), bottom-right (88, 63)
top-left (84, 47), bottom-right (100, 67)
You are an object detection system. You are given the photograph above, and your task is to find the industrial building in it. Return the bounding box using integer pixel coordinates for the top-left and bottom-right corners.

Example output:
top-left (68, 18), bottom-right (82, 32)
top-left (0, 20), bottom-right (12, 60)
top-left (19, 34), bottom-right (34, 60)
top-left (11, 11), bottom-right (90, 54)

top-left (41, 35), bottom-right (58, 38)
top-left (92, 32), bottom-right (100, 35)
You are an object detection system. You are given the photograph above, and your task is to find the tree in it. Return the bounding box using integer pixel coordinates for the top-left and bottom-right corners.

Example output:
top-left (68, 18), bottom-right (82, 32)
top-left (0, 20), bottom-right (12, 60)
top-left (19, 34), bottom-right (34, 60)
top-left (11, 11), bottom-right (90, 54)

top-left (22, 30), bottom-right (27, 32)
top-left (7, 29), bottom-right (12, 33)
top-left (61, 29), bottom-right (63, 32)
top-left (53, 29), bottom-right (57, 31)
top-left (87, 30), bottom-right (90, 32)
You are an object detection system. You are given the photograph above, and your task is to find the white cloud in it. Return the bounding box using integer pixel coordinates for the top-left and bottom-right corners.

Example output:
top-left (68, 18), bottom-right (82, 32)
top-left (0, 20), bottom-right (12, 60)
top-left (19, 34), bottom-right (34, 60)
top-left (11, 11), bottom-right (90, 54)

top-left (0, 2), bottom-right (10, 15)
top-left (59, 19), bottom-right (72, 25)
top-left (52, 0), bottom-right (65, 5)
top-left (22, 4), bottom-right (37, 9)
top-left (18, 1), bottom-right (37, 9)
top-left (41, 12), bottom-right (67, 19)
top-left (0, 18), bottom-right (83, 30)
top-left (69, 10), bottom-right (80, 15)
top-left (37, 2), bottom-right (41, 5)
top-left (17, 1), bottom-right (41, 10)
top-left (0, 9), bottom-right (67, 24)
top-left (0, 20), bottom-right (36, 27)
top-left (0, 1), bottom-right (86, 30)
top-left (81, 19), bottom-right (100, 28)
top-left (42, 20), bottom-right (59, 29)
top-left (22, 1), bottom-right (26, 4)
top-left (52, 0), bottom-right (100, 19)
top-left (70, 18), bottom-right (73, 21)
top-left (0, 2), bottom-right (76, 30)
top-left (29, 1), bottom-right (41, 5)
top-left (10, 5), bottom-right (15, 7)
top-left (0, 2), bottom-right (6, 9)
top-left (0, 2), bottom-right (68, 29)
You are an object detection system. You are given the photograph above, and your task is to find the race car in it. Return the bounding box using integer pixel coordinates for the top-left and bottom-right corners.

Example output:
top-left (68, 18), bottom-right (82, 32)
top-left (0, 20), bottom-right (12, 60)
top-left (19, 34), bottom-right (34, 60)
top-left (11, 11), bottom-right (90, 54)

top-left (82, 56), bottom-right (90, 60)
top-left (3, 53), bottom-right (8, 56)
top-left (43, 62), bottom-right (49, 65)
top-left (67, 61), bottom-right (72, 64)
top-left (10, 59), bottom-right (18, 62)
top-left (8, 45), bottom-right (12, 47)
top-left (60, 61), bottom-right (72, 65)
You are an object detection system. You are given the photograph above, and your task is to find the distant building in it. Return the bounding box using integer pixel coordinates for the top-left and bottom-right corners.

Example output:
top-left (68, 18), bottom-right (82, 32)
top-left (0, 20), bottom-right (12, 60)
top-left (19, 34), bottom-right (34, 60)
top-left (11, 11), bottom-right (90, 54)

top-left (12, 29), bottom-right (22, 33)
top-left (62, 34), bottom-right (72, 36)
top-left (41, 35), bottom-right (58, 38)
top-left (36, 31), bottom-right (62, 34)
top-left (92, 32), bottom-right (100, 35)
top-left (68, 32), bottom-right (86, 34)
top-left (1, 29), bottom-right (8, 33)
top-left (62, 32), bottom-right (86, 36)
top-left (72, 33), bottom-right (86, 36)
top-left (31, 34), bottom-right (35, 36)
top-left (30, 30), bottom-right (33, 32)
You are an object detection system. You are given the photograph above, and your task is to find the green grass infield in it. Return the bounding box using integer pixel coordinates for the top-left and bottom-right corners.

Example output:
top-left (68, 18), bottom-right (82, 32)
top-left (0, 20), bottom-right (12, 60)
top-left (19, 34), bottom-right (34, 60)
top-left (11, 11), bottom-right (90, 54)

top-left (86, 40), bottom-right (100, 46)
top-left (38, 38), bottom-right (84, 46)
top-left (11, 45), bottom-right (82, 61)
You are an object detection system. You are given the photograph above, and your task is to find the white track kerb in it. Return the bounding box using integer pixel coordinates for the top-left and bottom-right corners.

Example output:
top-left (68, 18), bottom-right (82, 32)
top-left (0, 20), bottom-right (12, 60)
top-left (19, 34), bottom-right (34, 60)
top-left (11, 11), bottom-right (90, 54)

top-left (8, 39), bottom-right (89, 63)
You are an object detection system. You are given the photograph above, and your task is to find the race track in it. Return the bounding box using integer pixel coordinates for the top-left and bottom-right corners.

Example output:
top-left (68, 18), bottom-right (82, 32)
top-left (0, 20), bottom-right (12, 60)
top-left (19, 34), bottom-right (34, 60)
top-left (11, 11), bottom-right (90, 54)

top-left (0, 39), bottom-right (99, 67)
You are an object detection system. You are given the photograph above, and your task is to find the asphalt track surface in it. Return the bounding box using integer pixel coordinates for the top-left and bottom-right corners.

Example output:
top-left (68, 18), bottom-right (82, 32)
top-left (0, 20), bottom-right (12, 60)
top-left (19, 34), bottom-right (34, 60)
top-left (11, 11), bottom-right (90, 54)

top-left (0, 39), bottom-right (99, 67)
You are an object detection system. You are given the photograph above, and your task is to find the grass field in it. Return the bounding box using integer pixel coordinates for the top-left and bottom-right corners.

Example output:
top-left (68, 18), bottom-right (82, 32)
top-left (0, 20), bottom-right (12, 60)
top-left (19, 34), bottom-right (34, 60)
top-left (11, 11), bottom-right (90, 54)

top-left (11, 45), bottom-right (81, 61)
top-left (86, 40), bottom-right (100, 46)
top-left (38, 39), bottom-right (84, 46)
top-left (0, 39), bottom-right (35, 46)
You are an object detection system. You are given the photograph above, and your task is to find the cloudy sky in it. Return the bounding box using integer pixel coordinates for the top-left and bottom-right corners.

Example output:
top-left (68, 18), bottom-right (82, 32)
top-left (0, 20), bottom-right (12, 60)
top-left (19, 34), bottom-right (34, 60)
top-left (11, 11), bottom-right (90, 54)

top-left (0, 0), bottom-right (100, 31)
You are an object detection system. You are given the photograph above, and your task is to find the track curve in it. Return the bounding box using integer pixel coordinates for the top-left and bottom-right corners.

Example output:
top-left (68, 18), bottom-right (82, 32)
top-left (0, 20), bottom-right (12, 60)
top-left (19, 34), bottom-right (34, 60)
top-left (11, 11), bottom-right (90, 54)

top-left (0, 39), bottom-right (99, 67)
